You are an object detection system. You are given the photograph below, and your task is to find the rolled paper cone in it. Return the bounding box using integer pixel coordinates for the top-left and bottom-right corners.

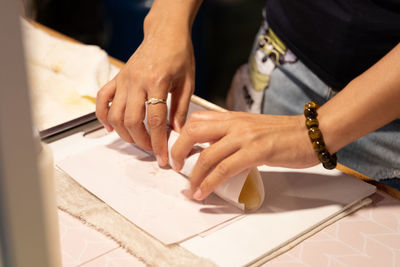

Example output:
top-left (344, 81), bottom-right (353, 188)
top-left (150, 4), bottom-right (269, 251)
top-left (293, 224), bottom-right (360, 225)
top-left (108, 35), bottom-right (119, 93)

top-left (168, 131), bottom-right (265, 211)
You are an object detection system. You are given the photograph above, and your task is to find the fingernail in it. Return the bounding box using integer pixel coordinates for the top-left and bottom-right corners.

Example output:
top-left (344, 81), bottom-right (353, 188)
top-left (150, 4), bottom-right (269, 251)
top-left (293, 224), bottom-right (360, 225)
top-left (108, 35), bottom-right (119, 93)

top-left (163, 156), bottom-right (169, 167)
top-left (156, 155), bottom-right (164, 167)
top-left (105, 125), bottom-right (113, 132)
top-left (182, 189), bottom-right (193, 199)
top-left (193, 188), bottom-right (203, 201)
top-left (170, 160), bottom-right (178, 171)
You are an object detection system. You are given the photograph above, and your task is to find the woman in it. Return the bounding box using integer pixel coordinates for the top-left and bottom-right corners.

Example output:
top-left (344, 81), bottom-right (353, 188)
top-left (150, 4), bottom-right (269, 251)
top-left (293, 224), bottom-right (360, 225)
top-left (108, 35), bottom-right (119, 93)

top-left (96, 0), bottom-right (400, 200)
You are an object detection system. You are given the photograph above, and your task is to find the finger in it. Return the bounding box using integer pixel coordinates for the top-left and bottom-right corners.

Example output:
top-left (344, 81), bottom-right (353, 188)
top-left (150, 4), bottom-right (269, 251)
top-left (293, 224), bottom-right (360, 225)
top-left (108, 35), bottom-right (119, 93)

top-left (189, 137), bottom-right (240, 193)
top-left (170, 79), bottom-right (193, 132)
top-left (96, 79), bottom-right (116, 132)
top-left (193, 149), bottom-right (253, 201)
top-left (187, 110), bottom-right (227, 122)
top-left (147, 91), bottom-right (169, 167)
top-left (124, 89), bottom-right (152, 151)
top-left (171, 120), bottom-right (229, 171)
top-left (108, 86), bottom-right (134, 143)
top-left (186, 110), bottom-right (253, 124)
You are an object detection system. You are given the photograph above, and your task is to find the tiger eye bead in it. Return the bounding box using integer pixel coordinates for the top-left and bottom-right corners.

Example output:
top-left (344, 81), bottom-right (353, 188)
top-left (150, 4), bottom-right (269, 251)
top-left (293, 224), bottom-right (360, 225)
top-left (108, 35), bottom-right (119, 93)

top-left (304, 101), bottom-right (320, 110)
top-left (308, 127), bottom-right (322, 141)
top-left (323, 153), bottom-right (337, 170)
top-left (323, 161), bottom-right (336, 170)
top-left (305, 117), bottom-right (319, 129)
top-left (318, 151), bottom-right (331, 164)
top-left (304, 108), bottom-right (318, 119)
top-left (312, 140), bottom-right (325, 153)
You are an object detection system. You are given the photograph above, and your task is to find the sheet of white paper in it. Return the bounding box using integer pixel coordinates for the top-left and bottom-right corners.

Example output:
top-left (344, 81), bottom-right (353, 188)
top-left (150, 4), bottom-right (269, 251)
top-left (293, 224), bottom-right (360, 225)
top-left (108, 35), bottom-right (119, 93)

top-left (56, 132), bottom-right (242, 245)
top-left (180, 165), bottom-right (376, 266)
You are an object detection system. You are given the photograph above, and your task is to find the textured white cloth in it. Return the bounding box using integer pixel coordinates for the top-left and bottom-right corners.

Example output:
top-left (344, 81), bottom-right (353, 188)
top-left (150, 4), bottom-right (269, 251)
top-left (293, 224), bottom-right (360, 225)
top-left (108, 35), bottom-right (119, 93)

top-left (21, 19), bottom-right (118, 131)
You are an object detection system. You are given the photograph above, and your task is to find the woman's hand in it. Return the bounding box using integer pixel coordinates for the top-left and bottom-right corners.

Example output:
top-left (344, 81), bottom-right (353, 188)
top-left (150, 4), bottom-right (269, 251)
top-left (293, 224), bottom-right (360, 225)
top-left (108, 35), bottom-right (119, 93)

top-left (171, 111), bottom-right (319, 200)
top-left (96, 5), bottom-right (197, 167)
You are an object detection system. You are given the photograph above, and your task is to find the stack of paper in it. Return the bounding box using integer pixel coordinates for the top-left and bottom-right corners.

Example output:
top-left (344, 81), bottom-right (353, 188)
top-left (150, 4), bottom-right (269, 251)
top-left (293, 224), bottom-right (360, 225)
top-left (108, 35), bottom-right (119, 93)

top-left (52, 126), bottom-right (376, 266)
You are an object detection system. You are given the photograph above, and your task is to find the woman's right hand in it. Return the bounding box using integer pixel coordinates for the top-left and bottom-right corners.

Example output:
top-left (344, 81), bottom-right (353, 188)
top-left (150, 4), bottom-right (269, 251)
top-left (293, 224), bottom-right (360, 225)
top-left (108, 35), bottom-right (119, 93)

top-left (96, 9), bottom-right (196, 167)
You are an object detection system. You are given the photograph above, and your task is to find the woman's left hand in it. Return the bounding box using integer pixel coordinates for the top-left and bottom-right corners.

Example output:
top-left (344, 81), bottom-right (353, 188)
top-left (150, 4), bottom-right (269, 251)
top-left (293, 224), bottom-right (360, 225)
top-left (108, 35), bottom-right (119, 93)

top-left (171, 110), bottom-right (319, 200)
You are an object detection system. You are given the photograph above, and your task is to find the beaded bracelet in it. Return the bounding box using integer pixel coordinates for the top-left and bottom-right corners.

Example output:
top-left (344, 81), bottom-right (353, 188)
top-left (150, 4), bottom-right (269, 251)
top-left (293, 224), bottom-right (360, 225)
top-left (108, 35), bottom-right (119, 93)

top-left (304, 101), bottom-right (337, 170)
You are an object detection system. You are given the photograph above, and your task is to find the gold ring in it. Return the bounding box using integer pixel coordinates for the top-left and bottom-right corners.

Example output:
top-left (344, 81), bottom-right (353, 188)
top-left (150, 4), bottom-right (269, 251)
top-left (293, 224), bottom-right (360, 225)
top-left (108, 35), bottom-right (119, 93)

top-left (145, 98), bottom-right (167, 105)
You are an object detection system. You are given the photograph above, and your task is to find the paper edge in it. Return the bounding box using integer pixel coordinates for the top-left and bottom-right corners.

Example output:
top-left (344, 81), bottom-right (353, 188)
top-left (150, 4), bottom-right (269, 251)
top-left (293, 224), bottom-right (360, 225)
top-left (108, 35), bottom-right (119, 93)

top-left (246, 196), bottom-right (374, 266)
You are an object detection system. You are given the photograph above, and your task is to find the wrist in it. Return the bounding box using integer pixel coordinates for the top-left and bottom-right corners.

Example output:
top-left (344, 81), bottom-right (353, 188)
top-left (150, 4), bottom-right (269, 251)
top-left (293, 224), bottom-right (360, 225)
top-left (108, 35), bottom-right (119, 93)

top-left (144, 14), bottom-right (191, 41)
top-left (144, 5), bottom-right (194, 38)
top-left (304, 102), bottom-right (337, 169)
top-left (296, 114), bottom-right (321, 165)
top-left (317, 101), bottom-right (356, 154)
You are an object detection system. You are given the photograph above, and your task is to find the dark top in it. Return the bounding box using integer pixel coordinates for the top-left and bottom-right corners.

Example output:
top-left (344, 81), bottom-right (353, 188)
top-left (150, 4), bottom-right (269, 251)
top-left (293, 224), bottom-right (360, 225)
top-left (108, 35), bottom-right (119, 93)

top-left (266, 0), bottom-right (400, 90)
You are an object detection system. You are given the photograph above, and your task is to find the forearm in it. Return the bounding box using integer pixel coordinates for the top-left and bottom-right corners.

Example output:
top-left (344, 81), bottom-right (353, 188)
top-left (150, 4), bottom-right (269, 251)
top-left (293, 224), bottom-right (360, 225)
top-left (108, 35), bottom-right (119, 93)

top-left (144, 0), bottom-right (203, 36)
top-left (319, 43), bottom-right (400, 153)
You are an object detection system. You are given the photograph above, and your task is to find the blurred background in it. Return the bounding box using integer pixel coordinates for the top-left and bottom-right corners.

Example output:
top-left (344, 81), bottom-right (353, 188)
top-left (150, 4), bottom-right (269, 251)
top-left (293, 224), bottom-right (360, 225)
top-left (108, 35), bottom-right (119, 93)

top-left (24, 0), bottom-right (266, 106)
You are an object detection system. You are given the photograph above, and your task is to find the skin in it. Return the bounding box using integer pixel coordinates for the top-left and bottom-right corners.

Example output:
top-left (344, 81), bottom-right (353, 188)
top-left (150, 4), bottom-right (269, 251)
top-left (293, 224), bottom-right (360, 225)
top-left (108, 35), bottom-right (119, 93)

top-left (172, 43), bottom-right (400, 201)
top-left (96, 1), bottom-right (400, 201)
top-left (171, 111), bottom-right (319, 199)
top-left (96, 0), bottom-right (202, 166)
